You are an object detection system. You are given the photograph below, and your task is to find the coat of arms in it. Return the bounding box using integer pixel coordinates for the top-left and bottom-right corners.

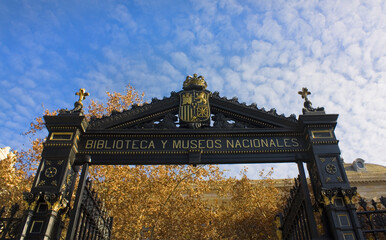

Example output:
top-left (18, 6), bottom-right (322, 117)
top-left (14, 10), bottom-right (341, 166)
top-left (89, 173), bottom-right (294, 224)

top-left (179, 74), bottom-right (211, 125)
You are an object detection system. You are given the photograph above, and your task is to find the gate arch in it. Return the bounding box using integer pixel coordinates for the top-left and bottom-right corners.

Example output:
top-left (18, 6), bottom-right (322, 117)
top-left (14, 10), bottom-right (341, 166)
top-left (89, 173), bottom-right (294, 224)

top-left (19, 75), bottom-right (364, 239)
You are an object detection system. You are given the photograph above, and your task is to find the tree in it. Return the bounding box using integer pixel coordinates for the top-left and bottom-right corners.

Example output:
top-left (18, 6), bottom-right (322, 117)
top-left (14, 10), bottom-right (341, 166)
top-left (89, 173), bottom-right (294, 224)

top-left (3, 85), bottom-right (285, 239)
top-left (0, 149), bottom-right (29, 206)
top-left (213, 168), bottom-right (283, 239)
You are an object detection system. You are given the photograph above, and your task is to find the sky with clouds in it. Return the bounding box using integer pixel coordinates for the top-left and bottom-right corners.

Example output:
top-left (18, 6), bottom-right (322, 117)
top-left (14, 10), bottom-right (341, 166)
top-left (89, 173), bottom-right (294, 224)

top-left (1, 0), bottom-right (385, 179)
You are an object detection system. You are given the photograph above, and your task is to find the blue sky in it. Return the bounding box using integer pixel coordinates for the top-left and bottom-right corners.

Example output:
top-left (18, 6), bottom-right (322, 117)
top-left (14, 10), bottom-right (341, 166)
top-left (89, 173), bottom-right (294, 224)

top-left (1, 0), bottom-right (386, 178)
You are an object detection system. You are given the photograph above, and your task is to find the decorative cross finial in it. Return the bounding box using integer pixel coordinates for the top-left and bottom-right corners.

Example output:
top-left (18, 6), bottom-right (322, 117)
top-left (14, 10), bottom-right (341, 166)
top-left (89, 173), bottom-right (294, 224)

top-left (58, 88), bottom-right (90, 114)
top-left (298, 87), bottom-right (311, 100)
top-left (73, 88), bottom-right (89, 112)
top-left (75, 88), bottom-right (89, 103)
top-left (298, 87), bottom-right (325, 114)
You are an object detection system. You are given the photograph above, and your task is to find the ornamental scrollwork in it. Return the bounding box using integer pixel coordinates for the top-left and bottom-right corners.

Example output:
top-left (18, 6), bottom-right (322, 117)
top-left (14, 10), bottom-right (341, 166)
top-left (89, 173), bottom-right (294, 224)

top-left (321, 188), bottom-right (338, 205)
top-left (341, 187), bottom-right (357, 205)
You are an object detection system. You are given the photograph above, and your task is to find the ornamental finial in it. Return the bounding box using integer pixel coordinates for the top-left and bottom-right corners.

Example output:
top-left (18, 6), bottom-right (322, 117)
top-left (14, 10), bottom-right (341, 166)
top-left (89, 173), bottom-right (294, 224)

top-left (298, 87), bottom-right (325, 114)
top-left (183, 73), bottom-right (207, 90)
top-left (74, 88), bottom-right (89, 111)
top-left (298, 87), bottom-right (311, 100)
top-left (57, 88), bottom-right (90, 115)
top-left (76, 88), bottom-right (89, 103)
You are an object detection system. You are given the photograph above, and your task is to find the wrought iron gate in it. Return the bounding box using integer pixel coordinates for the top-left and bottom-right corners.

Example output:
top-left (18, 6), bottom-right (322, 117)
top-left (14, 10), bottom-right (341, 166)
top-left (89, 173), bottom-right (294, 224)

top-left (276, 162), bottom-right (319, 240)
top-left (66, 162), bottom-right (113, 240)
top-left (357, 197), bottom-right (386, 240)
top-left (0, 204), bottom-right (22, 240)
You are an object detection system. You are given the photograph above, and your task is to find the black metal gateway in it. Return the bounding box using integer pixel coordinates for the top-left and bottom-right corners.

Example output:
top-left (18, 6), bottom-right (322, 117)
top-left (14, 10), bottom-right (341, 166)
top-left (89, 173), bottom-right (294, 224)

top-left (17, 74), bottom-right (366, 239)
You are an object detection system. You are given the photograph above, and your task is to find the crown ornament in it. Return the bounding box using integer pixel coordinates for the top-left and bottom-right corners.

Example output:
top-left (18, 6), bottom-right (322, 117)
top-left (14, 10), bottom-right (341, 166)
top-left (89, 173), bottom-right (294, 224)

top-left (183, 73), bottom-right (207, 90)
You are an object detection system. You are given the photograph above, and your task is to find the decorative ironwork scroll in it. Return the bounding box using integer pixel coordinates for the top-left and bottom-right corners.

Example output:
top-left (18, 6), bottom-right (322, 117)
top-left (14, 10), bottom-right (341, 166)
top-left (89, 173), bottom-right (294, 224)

top-left (277, 174), bottom-right (318, 240)
top-left (0, 204), bottom-right (22, 240)
top-left (70, 179), bottom-right (113, 240)
top-left (66, 163), bottom-right (113, 240)
top-left (356, 197), bottom-right (386, 240)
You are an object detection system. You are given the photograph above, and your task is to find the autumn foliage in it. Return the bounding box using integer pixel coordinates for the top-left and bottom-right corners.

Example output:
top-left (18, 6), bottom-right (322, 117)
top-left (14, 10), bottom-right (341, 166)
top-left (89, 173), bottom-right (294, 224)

top-left (0, 151), bottom-right (30, 205)
top-left (1, 85), bottom-right (285, 239)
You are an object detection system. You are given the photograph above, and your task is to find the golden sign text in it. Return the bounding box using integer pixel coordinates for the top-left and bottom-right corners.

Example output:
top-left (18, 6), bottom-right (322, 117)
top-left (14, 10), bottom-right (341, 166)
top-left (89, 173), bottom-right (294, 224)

top-left (84, 137), bottom-right (301, 150)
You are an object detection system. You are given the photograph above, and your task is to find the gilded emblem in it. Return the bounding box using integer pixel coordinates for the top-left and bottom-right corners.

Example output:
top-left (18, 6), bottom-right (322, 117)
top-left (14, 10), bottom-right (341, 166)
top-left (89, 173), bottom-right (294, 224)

top-left (179, 90), bottom-right (210, 123)
top-left (51, 180), bottom-right (58, 186)
top-left (45, 167), bottom-right (57, 178)
top-left (326, 164), bottom-right (337, 175)
top-left (179, 74), bottom-right (211, 124)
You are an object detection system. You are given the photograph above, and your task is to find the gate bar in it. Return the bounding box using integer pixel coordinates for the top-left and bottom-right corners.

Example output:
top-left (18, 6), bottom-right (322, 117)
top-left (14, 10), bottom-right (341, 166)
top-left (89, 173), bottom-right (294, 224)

top-left (66, 156), bottom-right (90, 240)
top-left (297, 161), bottom-right (319, 239)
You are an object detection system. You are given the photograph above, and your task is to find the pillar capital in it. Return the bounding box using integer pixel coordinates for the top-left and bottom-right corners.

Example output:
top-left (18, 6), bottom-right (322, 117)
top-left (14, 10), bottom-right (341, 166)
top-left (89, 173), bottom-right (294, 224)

top-left (44, 113), bottom-right (88, 133)
top-left (299, 113), bottom-right (338, 128)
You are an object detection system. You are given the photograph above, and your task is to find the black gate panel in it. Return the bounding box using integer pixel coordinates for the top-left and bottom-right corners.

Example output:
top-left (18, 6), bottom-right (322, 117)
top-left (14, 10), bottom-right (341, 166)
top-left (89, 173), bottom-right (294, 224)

top-left (66, 162), bottom-right (113, 240)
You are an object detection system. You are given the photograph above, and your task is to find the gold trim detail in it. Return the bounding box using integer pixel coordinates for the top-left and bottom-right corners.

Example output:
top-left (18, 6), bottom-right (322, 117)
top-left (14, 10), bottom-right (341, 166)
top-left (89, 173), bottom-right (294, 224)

top-left (311, 129), bottom-right (333, 139)
top-left (44, 194), bottom-right (69, 212)
top-left (334, 197), bottom-right (344, 207)
top-left (326, 164), bottom-right (337, 174)
top-left (338, 214), bottom-right (351, 227)
top-left (23, 193), bottom-right (40, 211)
top-left (36, 203), bottom-right (47, 213)
top-left (83, 132), bottom-right (303, 138)
top-left (49, 132), bottom-right (73, 141)
top-left (45, 167), bottom-right (57, 178)
top-left (342, 188), bottom-right (358, 205)
top-left (343, 232), bottom-right (355, 240)
top-left (313, 140), bottom-right (339, 145)
top-left (307, 124), bottom-right (334, 128)
top-left (79, 148), bottom-right (307, 156)
top-left (30, 221), bottom-right (44, 233)
top-left (321, 189), bottom-right (337, 205)
top-left (49, 126), bottom-right (78, 130)
top-left (43, 143), bottom-right (72, 147)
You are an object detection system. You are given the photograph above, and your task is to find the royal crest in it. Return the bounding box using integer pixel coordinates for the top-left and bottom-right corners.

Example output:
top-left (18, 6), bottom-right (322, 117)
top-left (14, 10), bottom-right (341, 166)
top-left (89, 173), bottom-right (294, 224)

top-left (179, 74), bottom-right (211, 124)
top-left (179, 90), bottom-right (211, 123)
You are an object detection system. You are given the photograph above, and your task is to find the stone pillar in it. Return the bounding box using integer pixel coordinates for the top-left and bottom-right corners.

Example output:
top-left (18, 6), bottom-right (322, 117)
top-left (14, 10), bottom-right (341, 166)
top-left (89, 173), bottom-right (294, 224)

top-left (300, 113), bottom-right (364, 240)
top-left (19, 109), bottom-right (87, 240)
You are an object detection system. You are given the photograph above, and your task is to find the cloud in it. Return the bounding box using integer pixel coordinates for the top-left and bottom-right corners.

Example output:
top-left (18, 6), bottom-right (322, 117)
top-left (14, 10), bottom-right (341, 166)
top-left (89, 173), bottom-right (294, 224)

top-left (219, 0), bottom-right (244, 15)
top-left (171, 52), bottom-right (190, 69)
top-left (1, 0), bottom-right (386, 179)
top-left (9, 87), bottom-right (36, 107)
top-left (111, 4), bottom-right (138, 32)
